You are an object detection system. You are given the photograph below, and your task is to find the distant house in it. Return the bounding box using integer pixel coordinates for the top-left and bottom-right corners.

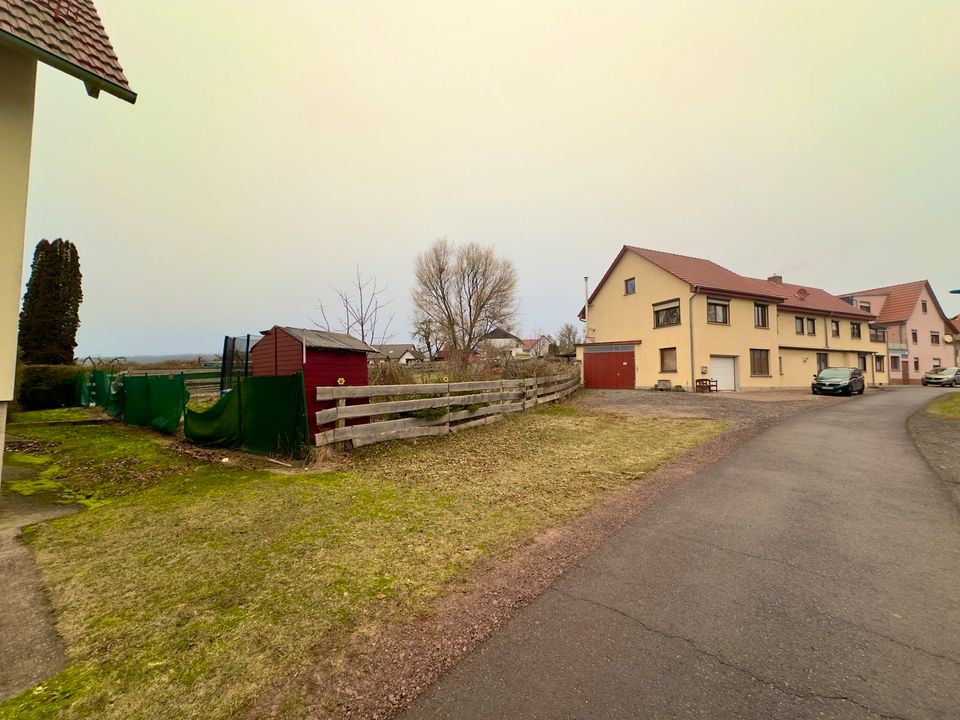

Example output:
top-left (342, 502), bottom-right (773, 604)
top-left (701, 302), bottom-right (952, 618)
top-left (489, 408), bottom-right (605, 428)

top-left (522, 336), bottom-right (551, 358)
top-left (372, 344), bottom-right (424, 364)
top-left (480, 327), bottom-right (524, 356)
top-left (839, 282), bottom-right (960, 383)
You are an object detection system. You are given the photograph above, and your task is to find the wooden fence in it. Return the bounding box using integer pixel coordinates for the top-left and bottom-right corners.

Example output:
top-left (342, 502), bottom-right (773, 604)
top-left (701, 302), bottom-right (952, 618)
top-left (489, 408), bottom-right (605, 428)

top-left (315, 373), bottom-right (579, 448)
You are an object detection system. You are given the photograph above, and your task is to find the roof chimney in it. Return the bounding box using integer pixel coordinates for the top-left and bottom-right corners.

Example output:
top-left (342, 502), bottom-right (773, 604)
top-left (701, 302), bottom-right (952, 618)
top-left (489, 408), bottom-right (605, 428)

top-left (768, 274), bottom-right (783, 284)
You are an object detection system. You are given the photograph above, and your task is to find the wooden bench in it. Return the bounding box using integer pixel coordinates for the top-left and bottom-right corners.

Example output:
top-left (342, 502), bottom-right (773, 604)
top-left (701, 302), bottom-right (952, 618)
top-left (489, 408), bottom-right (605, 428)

top-left (695, 378), bottom-right (718, 393)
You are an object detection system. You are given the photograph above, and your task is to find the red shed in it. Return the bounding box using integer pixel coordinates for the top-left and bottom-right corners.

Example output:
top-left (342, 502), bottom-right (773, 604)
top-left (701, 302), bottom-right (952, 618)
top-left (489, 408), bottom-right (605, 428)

top-left (250, 326), bottom-right (375, 439)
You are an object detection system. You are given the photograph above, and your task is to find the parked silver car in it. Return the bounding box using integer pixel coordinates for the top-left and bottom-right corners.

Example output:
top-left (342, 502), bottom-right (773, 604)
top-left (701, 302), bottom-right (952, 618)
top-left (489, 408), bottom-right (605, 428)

top-left (922, 366), bottom-right (959, 387)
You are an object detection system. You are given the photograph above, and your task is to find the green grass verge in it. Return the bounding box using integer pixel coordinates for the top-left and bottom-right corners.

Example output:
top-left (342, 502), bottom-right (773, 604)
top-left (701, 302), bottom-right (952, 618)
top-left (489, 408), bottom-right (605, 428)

top-left (1, 404), bottom-right (727, 719)
top-left (926, 392), bottom-right (960, 419)
top-left (8, 408), bottom-right (92, 423)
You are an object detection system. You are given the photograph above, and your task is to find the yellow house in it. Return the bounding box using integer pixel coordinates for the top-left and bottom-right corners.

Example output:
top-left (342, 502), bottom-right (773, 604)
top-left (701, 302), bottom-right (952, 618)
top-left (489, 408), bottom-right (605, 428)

top-left (576, 247), bottom-right (888, 391)
top-left (1, 1), bottom-right (135, 478)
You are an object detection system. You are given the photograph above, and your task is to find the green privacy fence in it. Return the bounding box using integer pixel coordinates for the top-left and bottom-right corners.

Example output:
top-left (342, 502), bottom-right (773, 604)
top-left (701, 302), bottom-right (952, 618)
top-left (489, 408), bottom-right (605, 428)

top-left (184, 373), bottom-right (309, 457)
top-left (77, 370), bottom-right (187, 434)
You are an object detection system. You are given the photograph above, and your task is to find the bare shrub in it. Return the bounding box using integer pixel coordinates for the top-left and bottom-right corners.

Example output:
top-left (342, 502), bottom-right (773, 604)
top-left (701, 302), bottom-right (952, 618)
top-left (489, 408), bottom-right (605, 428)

top-left (367, 362), bottom-right (414, 386)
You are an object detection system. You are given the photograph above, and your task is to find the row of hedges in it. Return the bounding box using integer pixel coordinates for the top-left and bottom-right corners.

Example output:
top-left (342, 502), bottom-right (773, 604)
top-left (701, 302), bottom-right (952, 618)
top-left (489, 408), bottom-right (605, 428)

top-left (14, 364), bottom-right (80, 411)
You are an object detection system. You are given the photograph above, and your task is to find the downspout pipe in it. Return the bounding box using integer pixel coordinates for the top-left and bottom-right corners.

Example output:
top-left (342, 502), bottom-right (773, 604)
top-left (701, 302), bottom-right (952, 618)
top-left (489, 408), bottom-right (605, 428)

top-left (689, 286), bottom-right (700, 390)
top-left (583, 277), bottom-right (590, 343)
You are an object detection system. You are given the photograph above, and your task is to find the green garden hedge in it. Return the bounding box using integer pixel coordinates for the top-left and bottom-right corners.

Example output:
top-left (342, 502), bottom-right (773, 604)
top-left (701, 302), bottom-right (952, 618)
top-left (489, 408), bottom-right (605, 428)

top-left (17, 364), bottom-right (81, 410)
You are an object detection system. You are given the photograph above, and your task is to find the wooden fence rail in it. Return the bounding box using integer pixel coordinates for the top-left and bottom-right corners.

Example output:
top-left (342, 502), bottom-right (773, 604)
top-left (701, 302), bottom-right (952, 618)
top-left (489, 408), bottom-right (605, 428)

top-left (315, 374), bottom-right (579, 448)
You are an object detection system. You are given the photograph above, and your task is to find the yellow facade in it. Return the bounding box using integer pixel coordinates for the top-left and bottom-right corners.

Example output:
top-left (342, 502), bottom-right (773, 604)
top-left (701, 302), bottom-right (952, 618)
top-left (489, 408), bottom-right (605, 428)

top-left (0, 46), bottom-right (38, 478)
top-left (0, 46), bottom-right (36, 403)
top-left (580, 251), bottom-right (888, 390)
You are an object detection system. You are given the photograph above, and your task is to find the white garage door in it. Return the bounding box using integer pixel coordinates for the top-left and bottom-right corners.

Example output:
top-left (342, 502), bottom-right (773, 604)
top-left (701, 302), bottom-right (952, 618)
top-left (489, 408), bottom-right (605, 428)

top-left (710, 356), bottom-right (737, 391)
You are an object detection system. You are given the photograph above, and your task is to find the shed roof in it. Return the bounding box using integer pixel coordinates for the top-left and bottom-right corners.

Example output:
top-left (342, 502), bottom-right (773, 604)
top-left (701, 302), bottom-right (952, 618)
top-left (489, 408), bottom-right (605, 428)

top-left (0, 0), bottom-right (135, 102)
top-left (269, 326), bottom-right (376, 354)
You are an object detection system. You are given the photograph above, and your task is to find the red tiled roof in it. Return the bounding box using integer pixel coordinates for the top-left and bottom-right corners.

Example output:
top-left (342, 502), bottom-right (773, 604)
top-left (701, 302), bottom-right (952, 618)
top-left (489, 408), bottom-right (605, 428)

top-left (774, 280), bottom-right (874, 319)
top-left (581, 246), bottom-right (873, 320)
top-left (841, 280), bottom-right (959, 334)
top-left (0, 0), bottom-right (135, 102)
top-left (839, 281), bottom-right (926, 326)
top-left (627, 247), bottom-right (786, 301)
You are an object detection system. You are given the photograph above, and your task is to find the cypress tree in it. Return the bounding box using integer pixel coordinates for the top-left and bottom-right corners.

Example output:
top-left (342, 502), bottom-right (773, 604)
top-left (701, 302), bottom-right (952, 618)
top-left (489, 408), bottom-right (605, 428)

top-left (18, 238), bottom-right (83, 365)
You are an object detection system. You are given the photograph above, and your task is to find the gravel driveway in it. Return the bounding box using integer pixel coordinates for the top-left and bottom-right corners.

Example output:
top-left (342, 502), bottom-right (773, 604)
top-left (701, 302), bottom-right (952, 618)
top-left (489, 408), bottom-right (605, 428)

top-left (574, 388), bottom-right (845, 429)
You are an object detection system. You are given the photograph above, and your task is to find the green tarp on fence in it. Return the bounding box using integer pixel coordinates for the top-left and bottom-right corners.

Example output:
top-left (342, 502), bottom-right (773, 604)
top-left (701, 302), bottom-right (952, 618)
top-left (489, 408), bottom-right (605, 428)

top-left (184, 373), bottom-right (309, 457)
top-left (77, 370), bottom-right (187, 434)
top-left (122, 375), bottom-right (189, 434)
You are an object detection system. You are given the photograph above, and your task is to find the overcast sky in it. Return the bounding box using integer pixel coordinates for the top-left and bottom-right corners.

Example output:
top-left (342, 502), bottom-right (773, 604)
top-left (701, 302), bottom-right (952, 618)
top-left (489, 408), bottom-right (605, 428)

top-left (23, 0), bottom-right (960, 356)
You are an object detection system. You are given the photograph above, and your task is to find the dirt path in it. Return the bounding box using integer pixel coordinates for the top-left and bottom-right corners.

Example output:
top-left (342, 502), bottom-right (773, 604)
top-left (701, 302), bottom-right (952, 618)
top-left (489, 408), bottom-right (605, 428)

top-left (0, 461), bottom-right (79, 701)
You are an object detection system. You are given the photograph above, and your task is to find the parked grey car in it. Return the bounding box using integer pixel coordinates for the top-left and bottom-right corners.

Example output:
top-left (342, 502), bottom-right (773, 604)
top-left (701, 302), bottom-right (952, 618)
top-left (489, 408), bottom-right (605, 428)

top-left (812, 367), bottom-right (865, 395)
top-left (922, 366), bottom-right (959, 387)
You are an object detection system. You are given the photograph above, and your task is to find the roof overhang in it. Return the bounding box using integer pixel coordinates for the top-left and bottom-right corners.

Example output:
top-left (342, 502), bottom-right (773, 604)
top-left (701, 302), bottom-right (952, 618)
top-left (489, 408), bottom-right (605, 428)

top-left (0, 28), bottom-right (136, 104)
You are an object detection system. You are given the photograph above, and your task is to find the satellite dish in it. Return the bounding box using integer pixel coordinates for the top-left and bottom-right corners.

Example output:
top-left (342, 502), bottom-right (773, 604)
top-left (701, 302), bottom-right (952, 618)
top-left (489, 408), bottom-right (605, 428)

top-left (945, 334), bottom-right (954, 343)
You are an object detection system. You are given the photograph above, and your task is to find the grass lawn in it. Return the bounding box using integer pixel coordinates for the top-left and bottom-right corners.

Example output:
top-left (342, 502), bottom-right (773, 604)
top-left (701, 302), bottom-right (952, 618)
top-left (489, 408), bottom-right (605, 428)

top-left (1, 404), bottom-right (726, 719)
top-left (926, 392), bottom-right (960, 419)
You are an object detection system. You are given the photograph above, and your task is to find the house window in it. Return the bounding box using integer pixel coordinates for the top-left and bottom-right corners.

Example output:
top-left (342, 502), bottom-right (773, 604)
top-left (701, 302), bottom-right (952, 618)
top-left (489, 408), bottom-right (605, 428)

top-left (806, 318), bottom-right (816, 336)
top-left (859, 302), bottom-right (871, 312)
top-left (625, 277), bottom-right (636, 295)
top-left (749, 349), bottom-right (770, 376)
top-left (931, 331), bottom-right (940, 345)
top-left (933, 357), bottom-right (941, 368)
top-left (911, 329), bottom-right (918, 343)
top-left (707, 298), bottom-right (730, 324)
top-left (816, 352), bottom-right (828, 372)
top-left (869, 326), bottom-right (886, 342)
top-left (850, 322), bottom-right (861, 339)
top-left (921, 300), bottom-right (928, 314)
top-left (754, 303), bottom-right (769, 328)
top-left (858, 355), bottom-right (867, 371)
top-left (831, 320), bottom-right (840, 337)
top-left (660, 347), bottom-right (678, 373)
top-left (795, 317), bottom-right (804, 334)
top-left (913, 357), bottom-right (920, 372)
top-left (875, 355), bottom-right (885, 372)
top-left (890, 355), bottom-right (900, 371)
top-left (653, 300), bottom-right (681, 328)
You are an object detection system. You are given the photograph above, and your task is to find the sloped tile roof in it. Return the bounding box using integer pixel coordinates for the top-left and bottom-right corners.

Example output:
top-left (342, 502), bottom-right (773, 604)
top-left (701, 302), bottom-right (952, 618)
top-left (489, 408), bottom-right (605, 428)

top-left (481, 327), bottom-right (522, 342)
top-left (627, 247), bottom-right (787, 301)
top-left (0, 0), bottom-right (135, 102)
top-left (374, 344), bottom-right (423, 361)
top-left (581, 246), bottom-right (873, 320)
top-left (774, 280), bottom-right (874, 319)
top-left (839, 281), bottom-right (926, 325)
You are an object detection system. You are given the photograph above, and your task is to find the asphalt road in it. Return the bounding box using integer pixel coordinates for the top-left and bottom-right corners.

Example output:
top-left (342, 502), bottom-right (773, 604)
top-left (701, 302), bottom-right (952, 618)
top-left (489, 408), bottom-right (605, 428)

top-left (403, 388), bottom-right (960, 720)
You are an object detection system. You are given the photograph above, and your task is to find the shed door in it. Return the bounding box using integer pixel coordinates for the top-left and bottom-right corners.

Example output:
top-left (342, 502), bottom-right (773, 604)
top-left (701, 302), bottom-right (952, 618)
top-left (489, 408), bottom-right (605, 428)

top-left (710, 356), bottom-right (736, 391)
top-left (584, 345), bottom-right (635, 389)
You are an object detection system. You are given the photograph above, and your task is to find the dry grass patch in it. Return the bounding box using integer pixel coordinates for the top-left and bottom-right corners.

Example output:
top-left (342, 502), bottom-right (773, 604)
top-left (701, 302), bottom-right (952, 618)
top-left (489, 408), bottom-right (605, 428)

top-left (1, 404), bottom-right (725, 720)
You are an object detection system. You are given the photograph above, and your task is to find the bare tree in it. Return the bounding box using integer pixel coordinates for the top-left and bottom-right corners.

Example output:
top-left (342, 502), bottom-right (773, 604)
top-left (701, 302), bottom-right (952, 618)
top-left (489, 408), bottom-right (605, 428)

top-left (411, 239), bottom-right (518, 368)
top-left (556, 322), bottom-right (581, 354)
top-left (412, 313), bottom-right (443, 360)
top-left (318, 265), bottom-right (394, 346)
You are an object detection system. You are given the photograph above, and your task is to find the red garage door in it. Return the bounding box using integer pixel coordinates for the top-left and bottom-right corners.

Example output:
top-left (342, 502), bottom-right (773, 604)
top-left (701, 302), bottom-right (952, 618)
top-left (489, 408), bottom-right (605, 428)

top-left (583, 345), bottom-right (636, 389)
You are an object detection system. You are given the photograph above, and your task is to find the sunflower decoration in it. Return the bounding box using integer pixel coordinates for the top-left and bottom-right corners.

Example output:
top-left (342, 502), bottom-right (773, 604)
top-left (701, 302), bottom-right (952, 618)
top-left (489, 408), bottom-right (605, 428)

top-left (336, 377), bottom-right (346, 386)
top-left (441, 376), bottom-right (449, 383)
